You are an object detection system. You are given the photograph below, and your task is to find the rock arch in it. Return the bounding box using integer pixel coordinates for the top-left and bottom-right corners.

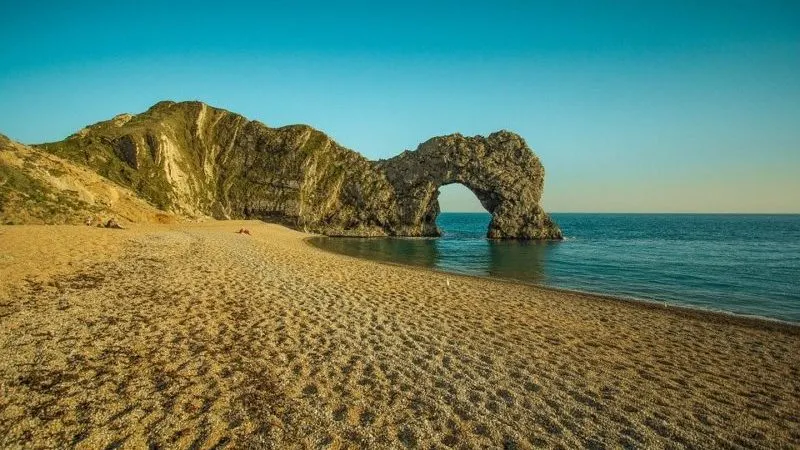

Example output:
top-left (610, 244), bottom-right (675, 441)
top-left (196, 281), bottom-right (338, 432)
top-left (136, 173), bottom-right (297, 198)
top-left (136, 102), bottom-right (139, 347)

top-left (34, 101), bottom-right (560, 239)
top-left (376, 131), bottom-right (562, 239)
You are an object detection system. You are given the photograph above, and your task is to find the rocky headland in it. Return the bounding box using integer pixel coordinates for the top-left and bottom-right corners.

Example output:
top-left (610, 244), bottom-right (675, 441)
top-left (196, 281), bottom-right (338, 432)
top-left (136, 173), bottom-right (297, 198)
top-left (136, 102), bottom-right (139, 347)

top-left (2, 101), bottom-right (561, 239)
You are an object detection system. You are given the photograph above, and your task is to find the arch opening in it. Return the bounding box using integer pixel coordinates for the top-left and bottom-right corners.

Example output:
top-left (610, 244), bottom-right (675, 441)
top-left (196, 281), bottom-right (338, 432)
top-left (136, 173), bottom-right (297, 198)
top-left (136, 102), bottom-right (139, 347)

top-left (437, 183), bottom-right (487, 214)
top-left (433, 183), bottom-right (492, 237)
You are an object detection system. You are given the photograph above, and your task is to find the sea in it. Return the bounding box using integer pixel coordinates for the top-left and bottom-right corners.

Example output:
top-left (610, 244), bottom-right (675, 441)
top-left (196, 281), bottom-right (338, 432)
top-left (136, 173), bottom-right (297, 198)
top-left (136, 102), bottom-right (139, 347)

top-left (310, 213), bottom-right (800, 323)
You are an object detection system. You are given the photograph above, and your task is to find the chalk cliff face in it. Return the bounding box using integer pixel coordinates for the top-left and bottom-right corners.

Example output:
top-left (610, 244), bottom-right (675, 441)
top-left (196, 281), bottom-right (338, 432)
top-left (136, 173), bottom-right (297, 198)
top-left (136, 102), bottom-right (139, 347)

top-left (28, 101), bottom-right (561, 239)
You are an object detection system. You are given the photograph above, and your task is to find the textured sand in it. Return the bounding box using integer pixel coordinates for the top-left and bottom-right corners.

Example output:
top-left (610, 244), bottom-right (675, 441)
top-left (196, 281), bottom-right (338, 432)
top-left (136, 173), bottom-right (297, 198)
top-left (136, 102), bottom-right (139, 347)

top-left (0, 221), bottom-right (798, 449)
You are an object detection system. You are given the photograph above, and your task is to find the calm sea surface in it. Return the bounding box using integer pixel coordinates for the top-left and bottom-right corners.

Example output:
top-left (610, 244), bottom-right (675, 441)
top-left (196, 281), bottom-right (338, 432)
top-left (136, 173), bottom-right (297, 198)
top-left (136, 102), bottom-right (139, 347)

top-left (310, 213), bottom-right (800, 322)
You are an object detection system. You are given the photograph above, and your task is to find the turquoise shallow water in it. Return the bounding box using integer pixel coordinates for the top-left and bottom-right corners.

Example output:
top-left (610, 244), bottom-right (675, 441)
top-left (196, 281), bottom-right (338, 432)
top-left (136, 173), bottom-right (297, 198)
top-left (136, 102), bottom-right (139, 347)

top-left (310, 213), bottom-right (800, 323)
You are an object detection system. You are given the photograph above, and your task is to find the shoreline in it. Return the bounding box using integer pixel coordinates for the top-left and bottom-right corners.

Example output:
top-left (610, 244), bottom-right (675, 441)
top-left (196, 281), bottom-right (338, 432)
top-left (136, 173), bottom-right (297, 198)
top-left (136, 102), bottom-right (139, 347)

top-left (306, 236), bottom-right (800, 334)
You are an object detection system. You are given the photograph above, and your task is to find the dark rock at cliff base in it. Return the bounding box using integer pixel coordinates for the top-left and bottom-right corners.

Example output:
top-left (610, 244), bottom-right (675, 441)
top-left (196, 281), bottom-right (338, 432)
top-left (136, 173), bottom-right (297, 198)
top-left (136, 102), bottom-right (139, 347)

top-left (27, 101), bottom-right (561, 239)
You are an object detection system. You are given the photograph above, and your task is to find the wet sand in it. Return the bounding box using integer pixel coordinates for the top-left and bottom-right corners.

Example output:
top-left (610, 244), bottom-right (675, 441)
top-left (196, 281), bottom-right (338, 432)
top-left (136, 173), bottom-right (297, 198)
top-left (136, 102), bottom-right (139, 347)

top-left (0, 221), bottom-right (798, 448)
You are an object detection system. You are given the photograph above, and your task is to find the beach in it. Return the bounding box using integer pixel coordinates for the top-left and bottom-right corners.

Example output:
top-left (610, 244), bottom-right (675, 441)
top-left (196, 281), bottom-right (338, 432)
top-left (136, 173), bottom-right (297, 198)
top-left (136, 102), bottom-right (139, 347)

top-left (0, 221), bottom-right (798, 448)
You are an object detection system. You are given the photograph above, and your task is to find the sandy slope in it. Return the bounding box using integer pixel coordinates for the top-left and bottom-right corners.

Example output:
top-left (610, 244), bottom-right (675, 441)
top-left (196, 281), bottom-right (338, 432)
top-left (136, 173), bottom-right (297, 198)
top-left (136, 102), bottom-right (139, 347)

top-left (0, 221), bottom-right (798, 449)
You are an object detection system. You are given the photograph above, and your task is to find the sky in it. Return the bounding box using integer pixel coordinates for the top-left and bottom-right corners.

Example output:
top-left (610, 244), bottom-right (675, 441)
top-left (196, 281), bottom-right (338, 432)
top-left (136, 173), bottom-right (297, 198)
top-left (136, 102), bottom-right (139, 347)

top-left (1, 1), bottom-right (798, 213)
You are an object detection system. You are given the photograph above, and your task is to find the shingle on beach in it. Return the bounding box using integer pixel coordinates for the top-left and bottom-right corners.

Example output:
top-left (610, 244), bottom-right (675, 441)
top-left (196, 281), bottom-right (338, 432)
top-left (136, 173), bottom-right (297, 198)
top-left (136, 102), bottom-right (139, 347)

top-left (1, 221), bottom-right (798, 448)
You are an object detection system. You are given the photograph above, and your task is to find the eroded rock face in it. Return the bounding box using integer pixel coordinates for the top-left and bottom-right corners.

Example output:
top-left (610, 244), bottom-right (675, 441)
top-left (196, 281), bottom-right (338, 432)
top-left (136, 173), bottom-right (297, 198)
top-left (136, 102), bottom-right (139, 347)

top-left (36, 101), bottom-right (397, 235)
top-left (32, 101), bottom-right (561, 239)
top-left (378, 132), bottom-right (562, 239)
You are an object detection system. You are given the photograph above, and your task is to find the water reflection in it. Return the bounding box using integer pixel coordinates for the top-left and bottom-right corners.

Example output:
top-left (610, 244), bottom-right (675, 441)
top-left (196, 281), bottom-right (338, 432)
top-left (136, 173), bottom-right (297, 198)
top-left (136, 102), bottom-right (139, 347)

top-left (309, 235), bottom-right (556, 285)
top-left (308, 237), bottom-right (440, 268)
top-left (309, 213), bottom-right (800, 322)
top-left (487, 240), bottom-right (552, 283)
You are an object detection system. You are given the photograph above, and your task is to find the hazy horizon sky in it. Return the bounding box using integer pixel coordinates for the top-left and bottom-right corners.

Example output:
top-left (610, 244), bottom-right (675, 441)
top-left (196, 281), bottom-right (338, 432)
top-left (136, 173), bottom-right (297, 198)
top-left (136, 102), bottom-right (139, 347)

top-left (1, 1), bottom-right (798, 213)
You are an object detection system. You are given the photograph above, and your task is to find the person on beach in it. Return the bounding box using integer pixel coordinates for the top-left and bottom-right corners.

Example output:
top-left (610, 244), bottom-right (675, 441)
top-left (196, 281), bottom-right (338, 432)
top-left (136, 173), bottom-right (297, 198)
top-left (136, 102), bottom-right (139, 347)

top-left (104, 218), bottom-right (125, 229)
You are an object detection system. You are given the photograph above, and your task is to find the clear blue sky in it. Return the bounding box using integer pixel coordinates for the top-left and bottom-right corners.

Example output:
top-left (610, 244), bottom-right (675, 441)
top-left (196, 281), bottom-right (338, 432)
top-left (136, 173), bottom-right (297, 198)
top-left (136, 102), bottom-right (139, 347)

top-left (1, 1), bottom-right (798, 212)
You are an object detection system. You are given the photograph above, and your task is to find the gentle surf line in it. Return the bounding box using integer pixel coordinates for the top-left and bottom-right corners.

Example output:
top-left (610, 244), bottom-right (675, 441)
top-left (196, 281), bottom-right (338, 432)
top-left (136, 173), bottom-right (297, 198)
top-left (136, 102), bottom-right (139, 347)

top-left (305, 236), bottom-right (800, 333)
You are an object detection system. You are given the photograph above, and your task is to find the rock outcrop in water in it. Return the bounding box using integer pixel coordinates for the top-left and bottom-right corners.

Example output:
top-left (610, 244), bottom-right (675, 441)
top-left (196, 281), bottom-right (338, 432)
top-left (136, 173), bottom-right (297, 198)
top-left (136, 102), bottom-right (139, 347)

top-left (378, 132), bottom-right (561, 239)
top-left (13, 101), bottom-right (561, 239)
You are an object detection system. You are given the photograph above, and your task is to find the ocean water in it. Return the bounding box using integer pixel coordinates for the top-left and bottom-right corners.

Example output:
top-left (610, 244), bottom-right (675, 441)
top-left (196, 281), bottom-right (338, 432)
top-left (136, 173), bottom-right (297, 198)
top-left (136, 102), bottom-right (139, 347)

top-left (310, 213), bottom-right (800, 323)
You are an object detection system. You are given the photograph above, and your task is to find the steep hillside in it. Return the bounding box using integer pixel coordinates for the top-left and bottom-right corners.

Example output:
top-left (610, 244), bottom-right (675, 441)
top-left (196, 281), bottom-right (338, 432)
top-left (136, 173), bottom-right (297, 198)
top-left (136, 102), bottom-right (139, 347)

top-left (0, 134), bottom-right (173, 225)
top-left (37, 101), bottom-right (397, 236)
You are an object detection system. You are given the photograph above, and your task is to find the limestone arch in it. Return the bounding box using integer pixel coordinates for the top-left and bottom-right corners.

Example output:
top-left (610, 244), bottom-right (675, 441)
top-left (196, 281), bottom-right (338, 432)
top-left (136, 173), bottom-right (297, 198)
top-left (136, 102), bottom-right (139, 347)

top-left (377, 131), bottom-right (562, 240)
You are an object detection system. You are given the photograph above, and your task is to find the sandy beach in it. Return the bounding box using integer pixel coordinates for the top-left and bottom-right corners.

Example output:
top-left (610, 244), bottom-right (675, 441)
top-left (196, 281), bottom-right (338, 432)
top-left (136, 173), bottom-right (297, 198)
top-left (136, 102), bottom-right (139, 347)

top-left (0, 220), bottom-right (798, 449)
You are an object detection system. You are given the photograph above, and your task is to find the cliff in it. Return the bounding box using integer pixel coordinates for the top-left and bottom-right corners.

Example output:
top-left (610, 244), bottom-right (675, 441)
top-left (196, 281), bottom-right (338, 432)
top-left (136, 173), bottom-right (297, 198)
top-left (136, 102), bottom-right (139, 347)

top-left (7, 101), bottom-right (560, 239)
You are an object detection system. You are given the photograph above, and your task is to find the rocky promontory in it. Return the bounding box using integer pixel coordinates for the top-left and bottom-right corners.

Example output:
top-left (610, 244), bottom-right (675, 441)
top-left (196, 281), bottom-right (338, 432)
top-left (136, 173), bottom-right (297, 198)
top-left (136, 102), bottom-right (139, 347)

top-left (5, 101), bottom-right (561, 239)
top-left (379, 132), bottom-right (561, 239)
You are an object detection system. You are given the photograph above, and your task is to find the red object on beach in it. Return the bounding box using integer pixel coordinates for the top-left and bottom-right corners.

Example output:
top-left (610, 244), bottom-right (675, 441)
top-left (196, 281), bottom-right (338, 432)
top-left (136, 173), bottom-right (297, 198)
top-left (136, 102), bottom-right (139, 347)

top-left (237, 228), bottom-right (251, 235)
